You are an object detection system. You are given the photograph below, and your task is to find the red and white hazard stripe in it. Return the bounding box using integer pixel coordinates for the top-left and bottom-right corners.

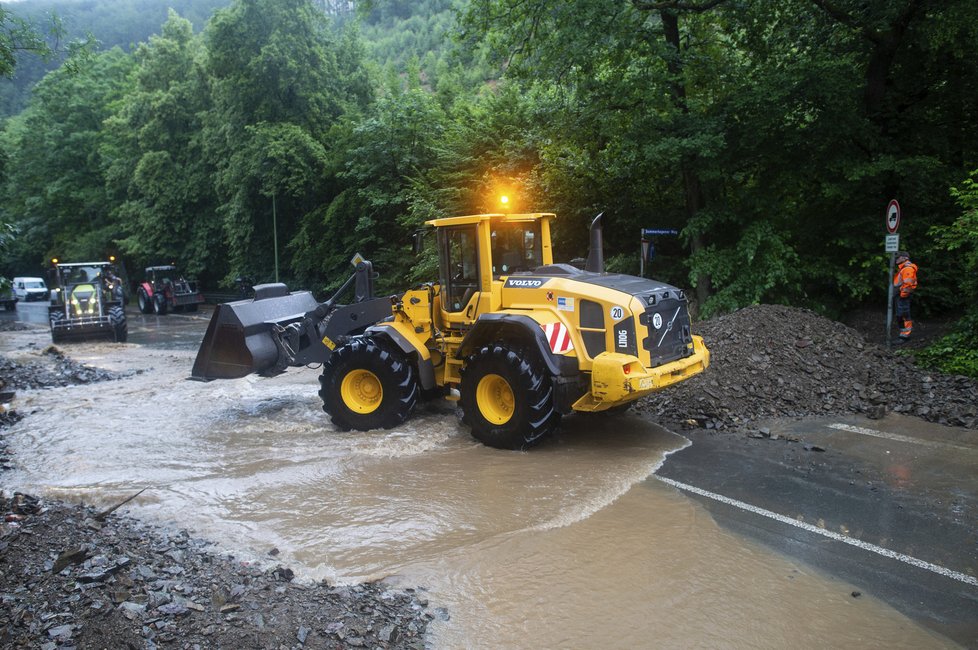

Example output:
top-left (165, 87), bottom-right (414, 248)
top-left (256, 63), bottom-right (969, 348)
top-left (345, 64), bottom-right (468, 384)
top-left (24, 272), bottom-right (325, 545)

top-left (542, 322), bottom-right (574, 354)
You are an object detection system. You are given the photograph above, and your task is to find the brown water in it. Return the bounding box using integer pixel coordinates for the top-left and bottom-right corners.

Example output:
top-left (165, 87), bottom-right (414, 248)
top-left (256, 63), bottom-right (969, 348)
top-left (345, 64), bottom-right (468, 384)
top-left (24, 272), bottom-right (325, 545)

top-left (2, 333), bottom-right (955, 648)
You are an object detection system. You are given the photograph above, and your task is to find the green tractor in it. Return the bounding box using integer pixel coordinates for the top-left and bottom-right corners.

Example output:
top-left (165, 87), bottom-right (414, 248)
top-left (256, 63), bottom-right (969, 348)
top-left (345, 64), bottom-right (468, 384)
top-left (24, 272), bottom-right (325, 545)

top-left (48, 260), bottom-right (128, 343)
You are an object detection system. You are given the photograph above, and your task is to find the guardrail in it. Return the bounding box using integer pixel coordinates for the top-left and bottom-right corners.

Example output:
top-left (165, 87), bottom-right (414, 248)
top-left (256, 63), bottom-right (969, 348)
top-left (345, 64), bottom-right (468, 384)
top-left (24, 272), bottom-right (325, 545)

top-left (202, 292), bottom-right (242, 304)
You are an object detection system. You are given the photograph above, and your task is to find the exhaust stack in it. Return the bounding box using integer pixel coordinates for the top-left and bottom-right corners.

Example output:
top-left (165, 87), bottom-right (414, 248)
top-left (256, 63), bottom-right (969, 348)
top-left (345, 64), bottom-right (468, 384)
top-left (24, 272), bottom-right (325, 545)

top-left (584, 212), bottom-right (605, 273)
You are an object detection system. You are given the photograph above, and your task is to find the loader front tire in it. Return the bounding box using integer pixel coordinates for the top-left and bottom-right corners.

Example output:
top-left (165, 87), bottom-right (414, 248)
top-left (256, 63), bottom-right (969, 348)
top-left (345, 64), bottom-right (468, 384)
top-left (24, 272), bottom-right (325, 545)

top-left (460, 344), bottom-right (559, 450)
top-left (320, 337), bottom-right (418, 431)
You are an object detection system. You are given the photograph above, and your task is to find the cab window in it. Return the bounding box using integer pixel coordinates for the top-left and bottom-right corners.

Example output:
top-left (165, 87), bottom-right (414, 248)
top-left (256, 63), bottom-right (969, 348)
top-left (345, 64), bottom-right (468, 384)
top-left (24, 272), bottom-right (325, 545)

top-left (490, 222), bottom-right (543, 278)
top-left (439, 225), bottom-right (479, 312)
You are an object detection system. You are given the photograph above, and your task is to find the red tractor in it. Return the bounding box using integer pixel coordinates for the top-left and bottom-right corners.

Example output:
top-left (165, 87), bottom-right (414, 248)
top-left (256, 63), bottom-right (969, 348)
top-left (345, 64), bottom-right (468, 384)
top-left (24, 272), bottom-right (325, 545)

top-left (136, 265), bottom-right (204, 315)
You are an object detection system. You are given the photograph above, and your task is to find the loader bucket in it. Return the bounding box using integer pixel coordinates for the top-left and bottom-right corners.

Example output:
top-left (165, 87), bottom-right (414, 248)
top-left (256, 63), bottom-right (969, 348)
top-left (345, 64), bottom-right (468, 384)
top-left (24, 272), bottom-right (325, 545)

top-left (191, 283), bottom-right (321, 380)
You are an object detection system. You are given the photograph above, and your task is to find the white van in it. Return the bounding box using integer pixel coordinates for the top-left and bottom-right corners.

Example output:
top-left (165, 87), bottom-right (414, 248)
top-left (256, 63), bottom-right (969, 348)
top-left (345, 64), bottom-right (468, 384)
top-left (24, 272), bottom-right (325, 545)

top-left (13, 276), bottom-right (50, 302)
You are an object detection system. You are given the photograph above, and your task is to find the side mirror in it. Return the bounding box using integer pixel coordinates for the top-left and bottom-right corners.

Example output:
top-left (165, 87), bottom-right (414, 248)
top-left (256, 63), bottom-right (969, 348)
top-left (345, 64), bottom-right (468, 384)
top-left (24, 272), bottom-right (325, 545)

top-left (412, 231), bottom-right (425, 255)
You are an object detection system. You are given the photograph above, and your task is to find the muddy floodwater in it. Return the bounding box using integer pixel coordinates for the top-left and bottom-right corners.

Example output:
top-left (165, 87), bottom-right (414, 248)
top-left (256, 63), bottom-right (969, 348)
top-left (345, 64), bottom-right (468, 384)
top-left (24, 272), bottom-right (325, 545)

top-left (0, 323), bottom-right (955, 648)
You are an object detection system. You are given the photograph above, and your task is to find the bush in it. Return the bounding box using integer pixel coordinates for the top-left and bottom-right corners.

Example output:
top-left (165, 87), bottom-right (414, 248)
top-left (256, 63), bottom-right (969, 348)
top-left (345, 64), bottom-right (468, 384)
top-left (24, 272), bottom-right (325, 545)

top-left (914, 313), bottom-right (978, 378)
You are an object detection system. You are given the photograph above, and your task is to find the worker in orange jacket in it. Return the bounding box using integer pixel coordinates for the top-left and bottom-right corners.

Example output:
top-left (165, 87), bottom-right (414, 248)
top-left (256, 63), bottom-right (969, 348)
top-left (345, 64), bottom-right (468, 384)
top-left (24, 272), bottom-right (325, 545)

top-left (893, 250), bottom-right (918, 340)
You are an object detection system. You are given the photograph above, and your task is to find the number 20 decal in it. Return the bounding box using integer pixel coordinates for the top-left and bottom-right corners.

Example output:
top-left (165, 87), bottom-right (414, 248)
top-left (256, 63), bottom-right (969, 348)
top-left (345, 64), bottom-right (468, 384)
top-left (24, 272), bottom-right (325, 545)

top-left (610, 306), bottom-right (624, 321)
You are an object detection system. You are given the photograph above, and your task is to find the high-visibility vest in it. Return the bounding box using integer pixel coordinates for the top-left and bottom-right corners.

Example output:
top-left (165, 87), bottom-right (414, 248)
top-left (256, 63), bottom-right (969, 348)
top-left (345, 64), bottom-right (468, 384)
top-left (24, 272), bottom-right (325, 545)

top-left (893, 261), bottom-right (918, 298)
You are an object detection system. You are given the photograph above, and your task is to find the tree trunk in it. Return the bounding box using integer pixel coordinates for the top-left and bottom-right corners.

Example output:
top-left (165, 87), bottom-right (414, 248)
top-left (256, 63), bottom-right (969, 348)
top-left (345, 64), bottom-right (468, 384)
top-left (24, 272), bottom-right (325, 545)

top-left (809, 0), bottom-right (920, 123)
top-left (662, 9), bottom-right (712, 306)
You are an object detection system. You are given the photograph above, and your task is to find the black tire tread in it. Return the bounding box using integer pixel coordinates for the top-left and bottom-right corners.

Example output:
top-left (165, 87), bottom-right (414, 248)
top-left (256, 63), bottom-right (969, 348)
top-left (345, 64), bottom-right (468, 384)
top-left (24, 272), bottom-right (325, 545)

top-left (459, 344), bottom-right (559, 450)
top-left (153, 294), bottom-right (168, 315)
top-left (319, 337), bottom-right (418, 431)
top-left (49, 311), bottom-right (65, 343)
top-left (108, 306), bottom-right (128, 342)
top-left (138, 289), bottom-right (153, 314)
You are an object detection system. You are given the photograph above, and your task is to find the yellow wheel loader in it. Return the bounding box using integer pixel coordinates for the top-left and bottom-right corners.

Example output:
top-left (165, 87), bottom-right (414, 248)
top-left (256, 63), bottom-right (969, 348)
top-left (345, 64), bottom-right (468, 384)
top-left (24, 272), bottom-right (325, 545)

top-left (192, 213), bottom-right (709, 449)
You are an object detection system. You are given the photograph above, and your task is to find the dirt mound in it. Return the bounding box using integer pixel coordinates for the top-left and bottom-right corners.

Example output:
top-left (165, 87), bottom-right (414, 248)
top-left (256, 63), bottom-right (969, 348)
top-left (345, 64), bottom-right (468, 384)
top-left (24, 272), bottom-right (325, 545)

top-left (0, 495), bottom-right (432, 649)
top-left (0, 346), bottom-right (138, 391)
top-left (640, 304), bottom-right (978, 431)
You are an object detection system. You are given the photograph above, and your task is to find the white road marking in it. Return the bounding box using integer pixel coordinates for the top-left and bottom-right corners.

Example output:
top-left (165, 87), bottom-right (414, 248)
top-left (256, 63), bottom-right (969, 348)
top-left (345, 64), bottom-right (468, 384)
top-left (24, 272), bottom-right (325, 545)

top-left (827, 423), bottom-right (975, 452)
top-left (655, 475), bottom-right (978, 588)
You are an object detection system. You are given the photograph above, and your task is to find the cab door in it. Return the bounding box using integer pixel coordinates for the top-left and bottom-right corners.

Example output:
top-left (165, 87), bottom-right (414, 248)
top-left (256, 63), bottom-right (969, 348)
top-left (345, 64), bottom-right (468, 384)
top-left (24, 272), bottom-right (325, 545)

top-left (438, 224), bottom-right (481, 323)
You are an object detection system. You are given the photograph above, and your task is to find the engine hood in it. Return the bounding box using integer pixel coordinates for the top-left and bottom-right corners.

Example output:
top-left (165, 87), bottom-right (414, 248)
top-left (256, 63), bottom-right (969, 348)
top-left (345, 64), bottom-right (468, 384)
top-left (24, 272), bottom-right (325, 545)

top-left (515, 263), bottom-right (686, 302)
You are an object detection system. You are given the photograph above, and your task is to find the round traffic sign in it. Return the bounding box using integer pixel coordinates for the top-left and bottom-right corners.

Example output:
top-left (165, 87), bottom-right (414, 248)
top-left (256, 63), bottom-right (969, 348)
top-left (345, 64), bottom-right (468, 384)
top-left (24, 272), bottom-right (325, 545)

top-left (886, 199), bottom-right (901, 234)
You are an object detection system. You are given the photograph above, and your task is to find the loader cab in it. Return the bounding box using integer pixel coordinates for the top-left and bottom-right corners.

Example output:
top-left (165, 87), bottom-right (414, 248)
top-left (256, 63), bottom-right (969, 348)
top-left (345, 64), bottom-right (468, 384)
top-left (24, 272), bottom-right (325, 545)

top-left (431, 213), bottom-right (555, 324)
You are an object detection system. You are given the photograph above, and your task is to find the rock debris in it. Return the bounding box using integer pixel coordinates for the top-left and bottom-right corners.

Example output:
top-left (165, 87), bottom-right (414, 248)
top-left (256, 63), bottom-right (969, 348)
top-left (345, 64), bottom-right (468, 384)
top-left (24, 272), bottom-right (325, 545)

top-left (641, 304), bottom-right (977, 431)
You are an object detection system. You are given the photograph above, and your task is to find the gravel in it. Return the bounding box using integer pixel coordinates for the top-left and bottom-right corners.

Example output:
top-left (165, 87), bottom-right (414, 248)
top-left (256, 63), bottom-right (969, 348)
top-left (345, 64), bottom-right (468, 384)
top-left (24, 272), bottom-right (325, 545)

top-left (0, 494), bottom-right (431, 649)
top-left (640, 304), bottom-right (978, 431)
top-left (0, 346), bottom-right (137, 390)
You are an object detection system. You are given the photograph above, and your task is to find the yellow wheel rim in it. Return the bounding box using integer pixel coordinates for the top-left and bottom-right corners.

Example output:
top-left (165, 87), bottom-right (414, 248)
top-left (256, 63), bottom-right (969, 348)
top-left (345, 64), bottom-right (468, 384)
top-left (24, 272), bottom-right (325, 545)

top-left (341, 369), bottom-right (383, 414)
top-left (477, 373), bottom-right (514, 425)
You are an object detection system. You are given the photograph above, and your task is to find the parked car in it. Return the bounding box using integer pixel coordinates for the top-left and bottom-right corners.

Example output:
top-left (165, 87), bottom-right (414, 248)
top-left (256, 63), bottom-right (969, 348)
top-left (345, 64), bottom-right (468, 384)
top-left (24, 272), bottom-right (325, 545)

top-left (12, 276), bottom-right (50, 302)
top-left (0, 277), bottom-right (16, 310)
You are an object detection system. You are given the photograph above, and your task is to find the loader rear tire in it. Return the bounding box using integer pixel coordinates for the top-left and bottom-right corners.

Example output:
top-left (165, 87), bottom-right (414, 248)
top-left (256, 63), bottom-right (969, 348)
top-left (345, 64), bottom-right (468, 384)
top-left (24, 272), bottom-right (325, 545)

top-left (320, 337), bottom-right (418, 431)
top-left (460, 344), bottom-right (559, 450)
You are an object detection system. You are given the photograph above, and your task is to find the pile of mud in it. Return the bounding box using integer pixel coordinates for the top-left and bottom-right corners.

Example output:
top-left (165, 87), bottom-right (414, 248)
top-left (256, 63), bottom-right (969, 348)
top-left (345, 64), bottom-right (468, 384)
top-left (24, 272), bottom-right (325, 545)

top-left (641, 304), bottom-right (978, 431)
top-left (0, 346), bottom-right (137, 391)
top-left (0, 495), bottom-right (431, 649)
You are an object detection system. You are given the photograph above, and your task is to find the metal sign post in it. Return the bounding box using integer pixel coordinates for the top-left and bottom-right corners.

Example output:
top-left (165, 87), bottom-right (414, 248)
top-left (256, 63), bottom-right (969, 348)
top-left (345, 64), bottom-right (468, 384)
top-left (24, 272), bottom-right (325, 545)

top-left (884, 200), bottom-right (901, 350)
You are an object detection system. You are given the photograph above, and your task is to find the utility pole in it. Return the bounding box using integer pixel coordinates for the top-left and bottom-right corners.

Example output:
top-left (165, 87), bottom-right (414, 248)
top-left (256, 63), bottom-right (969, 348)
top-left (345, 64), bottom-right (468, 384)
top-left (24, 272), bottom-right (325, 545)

top-left (272, 192), bottom-right (279, 283)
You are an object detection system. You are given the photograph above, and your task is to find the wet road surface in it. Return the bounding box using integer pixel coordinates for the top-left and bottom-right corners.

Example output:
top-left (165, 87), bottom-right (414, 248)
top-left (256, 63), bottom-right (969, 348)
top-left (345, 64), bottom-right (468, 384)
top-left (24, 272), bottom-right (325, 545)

top-left (1, 306), bottom-right (973, 647)
top-left (657, 419), bottom-right (978, 647)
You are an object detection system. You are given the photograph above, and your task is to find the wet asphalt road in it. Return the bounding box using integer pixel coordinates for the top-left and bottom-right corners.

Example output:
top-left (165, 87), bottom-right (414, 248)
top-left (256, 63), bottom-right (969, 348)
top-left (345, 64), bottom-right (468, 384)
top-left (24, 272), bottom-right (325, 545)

top-left (5, 301), bottom-right (977, 646)
top-left (655, 420), bottom-right (978, 647)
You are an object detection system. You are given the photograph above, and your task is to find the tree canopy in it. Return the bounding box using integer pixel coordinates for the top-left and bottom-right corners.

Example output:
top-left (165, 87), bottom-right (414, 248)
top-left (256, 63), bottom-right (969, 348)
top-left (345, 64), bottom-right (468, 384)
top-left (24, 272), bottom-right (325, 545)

top-left (0, 0), bottom-right (975, 342)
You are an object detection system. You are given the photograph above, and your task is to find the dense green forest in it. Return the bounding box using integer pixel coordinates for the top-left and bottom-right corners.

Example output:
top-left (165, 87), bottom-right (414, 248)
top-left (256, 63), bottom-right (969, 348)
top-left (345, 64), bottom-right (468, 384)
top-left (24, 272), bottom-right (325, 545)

top-left (0, 0), bottom-right (230, 116)
top-left (0, 0), bottom-right (976, 371)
